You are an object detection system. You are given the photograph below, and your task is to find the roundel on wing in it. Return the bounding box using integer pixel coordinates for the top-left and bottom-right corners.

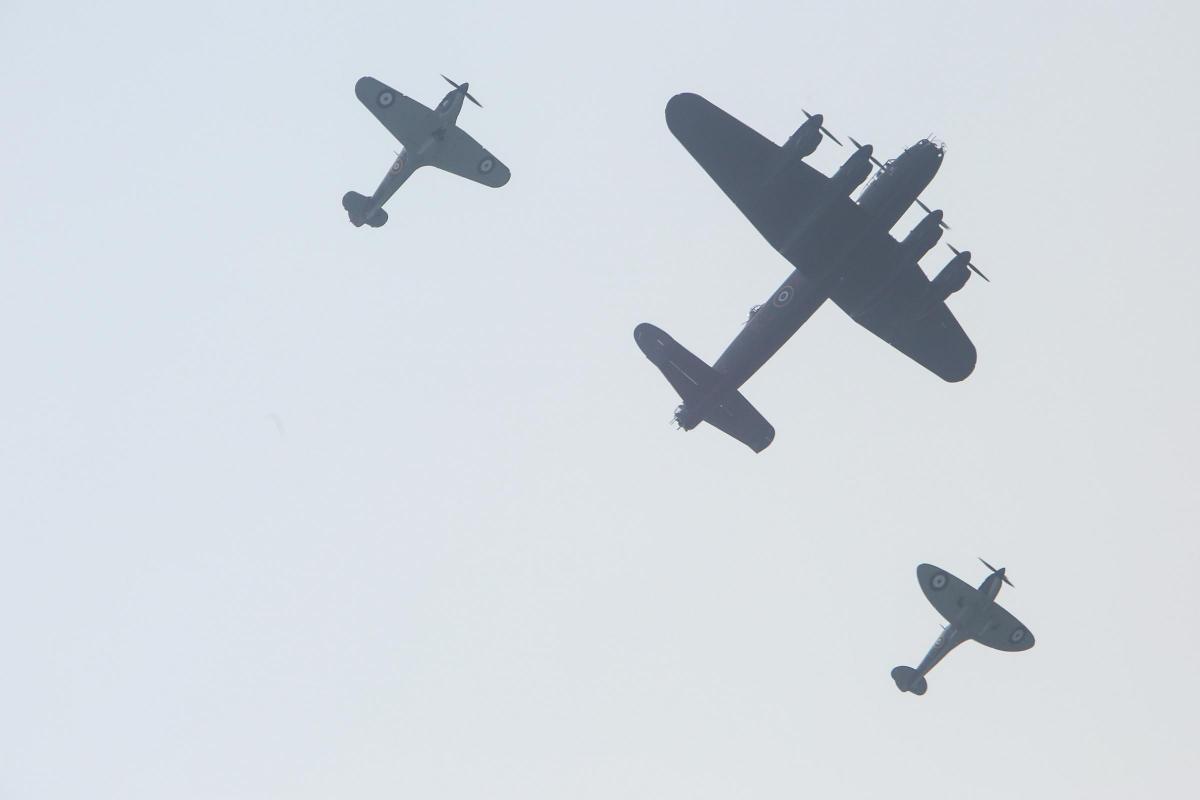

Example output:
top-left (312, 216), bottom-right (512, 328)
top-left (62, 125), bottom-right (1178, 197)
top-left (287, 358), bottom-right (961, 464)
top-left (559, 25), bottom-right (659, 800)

top-left (772, 286), bottom-right (794, 307)
top-left (378, 90), bottom-right (394, 108)
top-left (478, 157), bottom-right (495, 174)
top-left (930, 572), bottom-right (948, 591)
top-left (1010, 628), bottom-right (1026, 644)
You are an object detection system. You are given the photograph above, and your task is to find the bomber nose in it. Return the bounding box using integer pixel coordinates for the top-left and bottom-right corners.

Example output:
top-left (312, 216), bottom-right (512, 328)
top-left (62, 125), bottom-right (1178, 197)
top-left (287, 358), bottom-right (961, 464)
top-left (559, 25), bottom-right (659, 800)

top-left (460, 82), bottom-right (470, 93)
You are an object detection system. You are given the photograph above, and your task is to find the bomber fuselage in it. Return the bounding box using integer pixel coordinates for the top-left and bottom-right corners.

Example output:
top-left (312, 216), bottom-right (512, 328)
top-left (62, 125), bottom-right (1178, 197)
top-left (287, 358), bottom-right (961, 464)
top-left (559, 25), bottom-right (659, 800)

top-left (700, 139), bottom-right (944, 395)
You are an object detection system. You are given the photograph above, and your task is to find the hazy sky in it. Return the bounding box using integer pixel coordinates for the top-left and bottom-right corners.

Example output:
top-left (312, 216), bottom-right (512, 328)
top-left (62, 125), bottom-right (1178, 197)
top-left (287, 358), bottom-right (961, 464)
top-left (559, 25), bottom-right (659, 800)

top-left (3, 1), bottom-right (1199, 797)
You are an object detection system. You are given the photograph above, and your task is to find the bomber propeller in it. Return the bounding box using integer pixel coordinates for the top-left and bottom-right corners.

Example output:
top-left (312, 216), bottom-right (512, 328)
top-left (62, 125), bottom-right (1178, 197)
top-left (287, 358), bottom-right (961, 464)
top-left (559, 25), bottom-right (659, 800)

top-left (441, 74), bottom-right (482, 107)
top-left (847, 136), bottom-right (885, 170)
top-left (801, 109), bottom-right (843, 146)
top-left (979, 557), bottom-right (1013, 586)
top-left (947, 243), bottom-right (990, 283)
top-left (915, 197), bottom-right (950, 229)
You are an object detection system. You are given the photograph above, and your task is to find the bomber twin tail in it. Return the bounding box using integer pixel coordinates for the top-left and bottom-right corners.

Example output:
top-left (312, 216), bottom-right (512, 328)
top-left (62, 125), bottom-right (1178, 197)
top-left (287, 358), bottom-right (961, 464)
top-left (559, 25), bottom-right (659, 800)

top-left (343, 75), bottom-right (510, 228)
top-left (892, 559), bottom-right (1034, 696)
top-left (636, 93), bottom-right (989, 452)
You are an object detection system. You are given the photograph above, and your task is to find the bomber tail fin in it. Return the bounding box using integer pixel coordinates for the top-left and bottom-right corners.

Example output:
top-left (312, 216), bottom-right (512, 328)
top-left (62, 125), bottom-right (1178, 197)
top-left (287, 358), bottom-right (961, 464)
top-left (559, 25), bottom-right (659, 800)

top-left (634, 323), bottom-right (775, 453)
top-left (891, 666), bottom-right (928, 696)
top-left (342, 191), bottom-right (388, 228)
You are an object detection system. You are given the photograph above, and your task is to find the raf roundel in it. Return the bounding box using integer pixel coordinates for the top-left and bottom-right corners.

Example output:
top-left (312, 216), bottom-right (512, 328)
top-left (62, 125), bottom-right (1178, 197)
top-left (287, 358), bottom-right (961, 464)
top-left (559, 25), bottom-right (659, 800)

top-left (377, 90), bottom-right (394, 108)
top-left (478, 157), bottom-right (495, 174)
top-left (930, 572), bottom-right (948, 590)
top-left (1010, 628), bottom-right (1026, 644)
top-left (772, 286), bottom-right (794, 307)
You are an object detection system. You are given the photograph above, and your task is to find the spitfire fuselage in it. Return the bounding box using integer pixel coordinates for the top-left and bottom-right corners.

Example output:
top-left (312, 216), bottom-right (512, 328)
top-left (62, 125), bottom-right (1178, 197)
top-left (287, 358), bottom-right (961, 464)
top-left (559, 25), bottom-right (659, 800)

top-left (909, 569), bottom-right (1009, 682)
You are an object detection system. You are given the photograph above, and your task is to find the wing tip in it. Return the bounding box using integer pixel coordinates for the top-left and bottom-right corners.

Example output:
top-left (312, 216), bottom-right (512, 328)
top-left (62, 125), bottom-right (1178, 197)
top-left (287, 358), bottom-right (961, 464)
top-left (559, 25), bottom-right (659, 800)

top-left (664, 91), bottom-right (708, 132)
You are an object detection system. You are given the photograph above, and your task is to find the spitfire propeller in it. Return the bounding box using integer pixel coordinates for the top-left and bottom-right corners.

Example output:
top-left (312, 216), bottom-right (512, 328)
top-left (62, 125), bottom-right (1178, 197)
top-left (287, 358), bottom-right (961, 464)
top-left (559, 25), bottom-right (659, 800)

top-left (979, 558), bottom-right (1013, 586)
top-left (801, 109), bottom-right (843, 146)
top-left (947, 243), bottom-right (990, 282)
top-left (441, 74), bottom-right (482, 107)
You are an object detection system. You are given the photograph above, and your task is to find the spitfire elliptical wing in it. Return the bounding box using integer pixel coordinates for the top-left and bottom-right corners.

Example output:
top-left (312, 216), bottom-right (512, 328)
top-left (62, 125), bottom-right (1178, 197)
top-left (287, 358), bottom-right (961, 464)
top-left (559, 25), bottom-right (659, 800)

top-left (973, 605), bottom-right (1035, 652)
top-left (917, 563), bottom-right (980, 625)
top-left (355, 77), bottom-right (439, 149)
top-left (432, 127), bottom-right (510, 188)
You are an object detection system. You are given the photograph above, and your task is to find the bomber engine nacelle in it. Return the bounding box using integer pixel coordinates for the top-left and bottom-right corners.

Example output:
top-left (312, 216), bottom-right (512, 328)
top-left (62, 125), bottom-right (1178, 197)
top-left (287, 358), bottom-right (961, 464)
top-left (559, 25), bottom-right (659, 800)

top-left (831, 145), bottom-right (874, 195)
top-left (921, 250), bottom-right (972, 311)
top-left (900, 210), bottom-right (945, 262)
top-left (783, 114), bottom-right (824, 160)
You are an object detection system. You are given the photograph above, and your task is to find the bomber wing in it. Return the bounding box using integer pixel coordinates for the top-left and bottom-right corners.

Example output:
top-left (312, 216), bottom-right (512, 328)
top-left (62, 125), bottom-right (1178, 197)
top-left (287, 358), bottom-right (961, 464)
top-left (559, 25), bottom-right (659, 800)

top-left (828, 230), bottom-right (977, 382)
top-left (973, 603), bottom-right (1035, 652)
top-left (665, 93), bottom-right (830, 254)
top-left (917, 563), bottom-right (980, 625)
top-left (355, 77), bottom-right (439, 149)
top-left (432, 127), bottom-right (510, 188)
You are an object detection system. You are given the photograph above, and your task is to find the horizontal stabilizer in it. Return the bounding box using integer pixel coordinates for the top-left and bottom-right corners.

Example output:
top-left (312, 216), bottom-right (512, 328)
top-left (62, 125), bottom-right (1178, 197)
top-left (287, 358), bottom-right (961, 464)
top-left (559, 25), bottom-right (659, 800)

top-left (634, 323), bottom-right (775, 452)
top-left (891, 666), bottom-right (927, 696)
top-left (634, 322), bottom-right (719, 405)
top-left (704, 390), bottom-right (775, 453)
top-left (342, 191), bottom-right (388, 228)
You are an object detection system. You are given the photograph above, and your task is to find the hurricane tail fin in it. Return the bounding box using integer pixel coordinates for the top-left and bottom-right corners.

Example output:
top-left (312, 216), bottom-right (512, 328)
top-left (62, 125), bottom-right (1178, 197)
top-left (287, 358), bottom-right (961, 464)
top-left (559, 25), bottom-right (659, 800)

top-left (342, 191), bottom-right (388, 228)
top-left (891, 666), bottom-right (928, 695)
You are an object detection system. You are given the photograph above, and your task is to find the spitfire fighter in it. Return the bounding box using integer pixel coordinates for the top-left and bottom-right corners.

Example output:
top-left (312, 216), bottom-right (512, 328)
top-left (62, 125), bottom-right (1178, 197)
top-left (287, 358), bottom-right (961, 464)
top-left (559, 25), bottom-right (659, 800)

top-left (343, 75), bottom-right (510, 228)
top-left (892, 560), bottom-right (1035, 696)
top-left (636, 93), bottom-right (988, 452)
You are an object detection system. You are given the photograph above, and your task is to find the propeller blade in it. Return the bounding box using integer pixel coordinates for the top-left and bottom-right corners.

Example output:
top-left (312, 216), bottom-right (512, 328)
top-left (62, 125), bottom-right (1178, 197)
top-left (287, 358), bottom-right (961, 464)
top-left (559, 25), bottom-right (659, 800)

top-left (848, 136), bottom-right (885, 169)
top-left (915, 198), bottom-right (950, 229)
top-left (947, 243), bottom-right (990, 282)
top-left (441, 75), bottom-right (483, 107)
top-left (802, 110), bottom-right (843, 147)
top-left (979, 558), bottom-right (1013, 586)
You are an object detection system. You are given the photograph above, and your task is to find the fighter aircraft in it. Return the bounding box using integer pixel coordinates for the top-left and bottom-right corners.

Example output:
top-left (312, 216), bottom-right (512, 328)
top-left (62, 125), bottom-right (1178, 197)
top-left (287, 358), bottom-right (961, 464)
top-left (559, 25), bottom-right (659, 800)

top-left (892, 560), bottom-right (1034, 696)
top-left (635, 93), bottom-right (987, 452)
top-left (342, 75), bottom-right (510, 227)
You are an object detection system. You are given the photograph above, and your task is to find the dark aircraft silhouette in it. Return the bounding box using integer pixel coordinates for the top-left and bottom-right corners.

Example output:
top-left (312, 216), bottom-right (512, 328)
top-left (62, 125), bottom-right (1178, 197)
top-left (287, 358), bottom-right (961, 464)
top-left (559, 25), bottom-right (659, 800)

top-left (892, 559), bottom-right (1034, 696)
top-left (343, 75), bottom-right (510, 228)
top-left (635, 93), bottom-right (987, 452)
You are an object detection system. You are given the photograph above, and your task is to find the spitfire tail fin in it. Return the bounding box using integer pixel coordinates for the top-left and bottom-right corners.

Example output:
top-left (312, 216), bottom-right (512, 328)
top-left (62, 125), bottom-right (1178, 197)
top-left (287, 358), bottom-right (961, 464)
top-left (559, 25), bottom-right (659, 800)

top-left (891, 666), bottom-right (928, 696)
top-left (633, 323), bottom-right (775, 453)
top-left (342, 191), bottom-right (388, 228)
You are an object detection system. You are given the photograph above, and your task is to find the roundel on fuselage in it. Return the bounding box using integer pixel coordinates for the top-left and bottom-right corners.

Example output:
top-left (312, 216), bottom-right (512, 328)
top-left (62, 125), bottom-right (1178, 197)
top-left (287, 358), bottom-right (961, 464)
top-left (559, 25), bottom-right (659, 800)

top-left (772, 286), bottom-right (794, 307)
top-left (378, 90), bottom-right (394, 108)
top-left (930, 572), bottom-right (948, 590)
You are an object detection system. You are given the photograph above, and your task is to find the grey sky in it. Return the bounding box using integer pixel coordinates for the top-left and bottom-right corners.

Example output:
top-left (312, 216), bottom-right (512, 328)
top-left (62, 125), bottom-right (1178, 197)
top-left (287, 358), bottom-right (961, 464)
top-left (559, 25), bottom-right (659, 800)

top-left (2, 0), bottom-right (1198, 797)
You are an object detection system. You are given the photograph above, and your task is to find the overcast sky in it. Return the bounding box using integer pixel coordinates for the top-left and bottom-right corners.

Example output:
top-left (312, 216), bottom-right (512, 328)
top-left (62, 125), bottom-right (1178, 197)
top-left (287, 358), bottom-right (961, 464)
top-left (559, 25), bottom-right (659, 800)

top-left (3, 1), bottom-right (1199, 797)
